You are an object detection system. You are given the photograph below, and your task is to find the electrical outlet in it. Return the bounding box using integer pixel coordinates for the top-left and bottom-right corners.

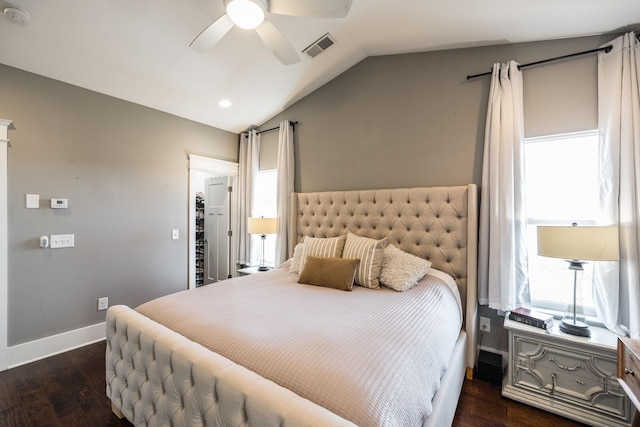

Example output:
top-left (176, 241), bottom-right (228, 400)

top-left (97, 297), bottom-right (108, 311)
top-left (480, 316), bottom-right (491, 332)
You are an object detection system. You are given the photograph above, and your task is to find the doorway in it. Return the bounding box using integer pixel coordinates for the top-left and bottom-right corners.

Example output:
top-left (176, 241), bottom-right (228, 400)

top-left (188, 154), bottom-right (238, 289)
top-left (203, 176), bottom-right (233, 285)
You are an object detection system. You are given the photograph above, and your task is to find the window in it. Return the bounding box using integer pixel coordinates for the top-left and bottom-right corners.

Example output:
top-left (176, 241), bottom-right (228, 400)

top-left (252, 169), bottom-right (277, 267)
top-left (524, 130), bottom-right (599, 314)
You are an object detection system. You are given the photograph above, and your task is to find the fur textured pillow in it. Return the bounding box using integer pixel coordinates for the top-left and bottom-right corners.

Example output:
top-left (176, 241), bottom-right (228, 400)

top-left (298, 256), bottom-right (359, 291)
top-left (342, 232), bottom-right (387, 289)
top-left (380, 244), bottom-right (432, 292)
top-left (289, 243), bottom-right (305, 274)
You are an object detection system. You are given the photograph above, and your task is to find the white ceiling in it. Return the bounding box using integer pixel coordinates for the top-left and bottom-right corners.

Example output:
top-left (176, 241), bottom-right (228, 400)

top-left (1, 0), bottom-right (639, 133)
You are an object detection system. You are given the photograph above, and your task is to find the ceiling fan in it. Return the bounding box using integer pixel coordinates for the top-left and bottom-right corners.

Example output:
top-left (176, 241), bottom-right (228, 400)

top-left (190, 0), bottom-right (353, 65)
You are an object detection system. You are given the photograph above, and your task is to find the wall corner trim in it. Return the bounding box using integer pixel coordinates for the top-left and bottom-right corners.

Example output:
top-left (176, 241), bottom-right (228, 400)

top-left (0, 118), bottom-right (12, 372)
top-left (0, 119), bottom-right (11, 140)
top-left (7, 322), bottom-right (106, 369)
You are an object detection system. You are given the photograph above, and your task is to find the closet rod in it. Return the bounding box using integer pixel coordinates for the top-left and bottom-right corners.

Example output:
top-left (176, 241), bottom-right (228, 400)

top-left (466, 45), bottom-right (613, 80)
top-left (256, 121), bottom-right (298, 135)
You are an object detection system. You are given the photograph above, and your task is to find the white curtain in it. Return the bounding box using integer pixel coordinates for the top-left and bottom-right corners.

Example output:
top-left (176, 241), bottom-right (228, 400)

top-left (236, 130), bottom-right (260, 267)
top-left (478, 60), bottom-right (531, 312)
top-left (275, 120), bottom-right (294, 265)
top-left (595, 32), bottom-right (640, 339)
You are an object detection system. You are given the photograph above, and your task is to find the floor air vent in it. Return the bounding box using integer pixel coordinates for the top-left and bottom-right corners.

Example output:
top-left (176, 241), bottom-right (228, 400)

top-left (302, 33), bottom-right (336, 59)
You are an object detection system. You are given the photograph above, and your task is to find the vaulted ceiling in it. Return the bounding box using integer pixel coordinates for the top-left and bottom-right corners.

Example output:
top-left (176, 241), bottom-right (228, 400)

top-left (1, 0), bottom-right (638, 133)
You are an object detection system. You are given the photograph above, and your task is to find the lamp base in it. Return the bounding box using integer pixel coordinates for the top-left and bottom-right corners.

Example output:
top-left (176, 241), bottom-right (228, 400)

top-left (258, 266), bottom-right (270, 271)
top-left (560, 319), bottom-right (591, 337)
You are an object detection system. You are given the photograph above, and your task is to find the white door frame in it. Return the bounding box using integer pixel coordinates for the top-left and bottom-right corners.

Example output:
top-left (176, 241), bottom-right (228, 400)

top-left (1, 119), bottom-right (13, 372)
top-left (188, 154), bottom-right (238, 289)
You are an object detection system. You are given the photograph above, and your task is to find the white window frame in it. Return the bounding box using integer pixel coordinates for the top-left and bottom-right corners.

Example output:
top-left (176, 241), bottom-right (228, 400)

top-left (524, 129), bottom-right (599, 318)
top-left (251, 168), bottom-right (277, 267)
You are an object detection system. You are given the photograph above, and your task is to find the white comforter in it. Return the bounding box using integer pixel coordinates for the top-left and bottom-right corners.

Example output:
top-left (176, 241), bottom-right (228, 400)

top-left (136, 266), bottom-right (462, 427)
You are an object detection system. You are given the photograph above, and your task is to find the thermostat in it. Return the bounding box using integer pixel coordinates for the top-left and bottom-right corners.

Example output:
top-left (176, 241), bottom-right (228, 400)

top-left (51, 198), bottom-right (68, 209)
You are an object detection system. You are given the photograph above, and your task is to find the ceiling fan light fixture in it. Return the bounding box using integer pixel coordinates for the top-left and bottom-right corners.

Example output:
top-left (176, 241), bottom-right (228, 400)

top-left (226, 0), bottom-right (265, 30)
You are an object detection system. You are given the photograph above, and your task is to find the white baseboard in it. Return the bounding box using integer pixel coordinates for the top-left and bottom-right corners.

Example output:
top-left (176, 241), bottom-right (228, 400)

top-left (6, 322), bottom-right (105, 369)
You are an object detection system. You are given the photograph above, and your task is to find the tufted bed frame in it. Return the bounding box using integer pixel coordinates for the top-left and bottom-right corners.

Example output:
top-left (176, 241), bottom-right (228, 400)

top-left (106, 184), bottom-right (478, 426)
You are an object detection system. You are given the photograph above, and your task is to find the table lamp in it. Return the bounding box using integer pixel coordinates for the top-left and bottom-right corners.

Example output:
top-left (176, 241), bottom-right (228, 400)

top-left (537, 224), bottom-right (619, 337)
top-left (248, 217), bottom-right (277, 271)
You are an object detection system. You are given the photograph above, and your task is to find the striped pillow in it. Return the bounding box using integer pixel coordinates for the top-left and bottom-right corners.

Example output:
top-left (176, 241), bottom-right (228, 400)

top-left (342, 232), bottom-right (387, 289)
top-left (299, 235), bottom-right (347, 273)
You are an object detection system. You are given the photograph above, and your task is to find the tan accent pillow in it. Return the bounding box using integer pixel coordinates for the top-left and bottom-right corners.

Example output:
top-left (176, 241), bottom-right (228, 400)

top-left (299, 235), bottom-right (347, 272)
top-left (342, 232), bottom-right (387, 289)
top-left (298, 256), bottom-right (359, 291)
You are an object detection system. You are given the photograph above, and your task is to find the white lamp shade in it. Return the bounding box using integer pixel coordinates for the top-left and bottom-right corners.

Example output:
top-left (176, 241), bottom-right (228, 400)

top-left (248, 217), bottom-right (277, 235)
top-left (537, 226), bottom-right (619, 261)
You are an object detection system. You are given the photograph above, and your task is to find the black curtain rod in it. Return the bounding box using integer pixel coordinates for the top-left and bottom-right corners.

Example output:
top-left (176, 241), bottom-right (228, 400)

top-left (256, 121), bottom-right (298, 135)
top-left (466, 45), bottom-right (613, 80)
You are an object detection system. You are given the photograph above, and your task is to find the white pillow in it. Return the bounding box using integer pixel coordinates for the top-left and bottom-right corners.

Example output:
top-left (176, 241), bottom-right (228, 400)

top-left (289, 242), bottom-right (305, 274)
top-left (380, 245), bottom-right (432, 292)
top-left (342, 232), bottom-right (386, 289)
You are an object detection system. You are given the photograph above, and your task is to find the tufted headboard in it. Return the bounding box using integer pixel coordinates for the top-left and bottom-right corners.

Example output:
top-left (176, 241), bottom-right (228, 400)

top-left (290, 185), bottom-right (478, 374)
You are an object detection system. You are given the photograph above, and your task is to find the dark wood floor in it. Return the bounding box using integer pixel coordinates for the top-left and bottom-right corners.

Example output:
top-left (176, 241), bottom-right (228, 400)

top-left (0, 341), bottom-right (586, 427)
top-left (453, 376), bottom-right (586, 427)
top-left (0, 341), bottom-right (129, 427)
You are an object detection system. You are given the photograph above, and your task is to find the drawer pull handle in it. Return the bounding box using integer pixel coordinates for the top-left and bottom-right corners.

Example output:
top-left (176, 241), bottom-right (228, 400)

top-left (625, 368), bottom-right (635, 376)
top-left (551, 373), bottom-right (556, 393)
top-left (549, 357), bottom-right (582, 371)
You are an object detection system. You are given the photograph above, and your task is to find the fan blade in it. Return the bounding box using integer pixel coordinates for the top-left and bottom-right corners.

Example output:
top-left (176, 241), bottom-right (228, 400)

top-left (255, 19), bottom-right (299, 65)
top-left (268, 0), bottom-right (352, 18)
top-left (190, 14), bottom-right (234, 50)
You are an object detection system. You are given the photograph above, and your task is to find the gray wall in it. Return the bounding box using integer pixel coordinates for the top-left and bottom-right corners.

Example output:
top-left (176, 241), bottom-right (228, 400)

top-left (258, 34), bottom-right (616, 352)
top-left (2, 33), bottom-right (619, 350)
top-left (1, 64), bottom-right (238, 346)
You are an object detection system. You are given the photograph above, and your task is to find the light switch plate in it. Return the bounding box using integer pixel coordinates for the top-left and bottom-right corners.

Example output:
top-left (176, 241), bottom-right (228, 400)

top-left (26, 194), bottom-right (39, 209)
top-left (50, 234), bottom-right (74, 248)
top-left (172, 229), bottom-right (179, 240)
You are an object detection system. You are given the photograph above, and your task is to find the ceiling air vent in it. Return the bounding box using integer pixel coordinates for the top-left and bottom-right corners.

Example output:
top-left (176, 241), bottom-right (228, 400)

top-left (302, 33), bottom-right (336, 59)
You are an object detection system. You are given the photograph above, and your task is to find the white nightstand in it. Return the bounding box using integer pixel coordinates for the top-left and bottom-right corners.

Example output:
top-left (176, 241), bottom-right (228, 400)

top-left (503, 316), bottom-right (633, 427)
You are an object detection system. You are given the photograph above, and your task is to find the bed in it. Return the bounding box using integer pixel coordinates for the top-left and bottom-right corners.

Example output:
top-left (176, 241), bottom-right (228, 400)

top-left (106, 184), bottom-right (478, 426)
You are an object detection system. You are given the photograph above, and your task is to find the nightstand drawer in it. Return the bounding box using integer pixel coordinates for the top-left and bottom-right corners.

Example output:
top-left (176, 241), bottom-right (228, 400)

top-left (512, 335), bottom-right (627, 417)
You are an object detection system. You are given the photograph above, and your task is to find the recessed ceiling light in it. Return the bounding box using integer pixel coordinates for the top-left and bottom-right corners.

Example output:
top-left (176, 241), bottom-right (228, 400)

top-left (219, 99), bottom-right (232, 108)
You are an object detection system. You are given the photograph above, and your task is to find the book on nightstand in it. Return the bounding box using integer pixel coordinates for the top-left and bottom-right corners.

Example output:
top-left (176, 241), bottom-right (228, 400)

top-left (508, 307), bottom-right (554, 330)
